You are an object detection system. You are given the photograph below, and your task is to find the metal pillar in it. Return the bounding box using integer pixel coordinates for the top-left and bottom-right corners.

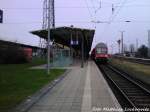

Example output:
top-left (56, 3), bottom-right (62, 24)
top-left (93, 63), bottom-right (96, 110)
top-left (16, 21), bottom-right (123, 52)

top-left (70, 31), bottom-right (73, 64)
top-left (121, 31), bottom-right (125, 55)
top-left (47, 0), bottom-right (51, 74)
top-left (70, 31), bottom-right (72, 57)
top-left (52, 0), bottom-right (55, 27)
top-left (81, 34), bottom-right (84, 68)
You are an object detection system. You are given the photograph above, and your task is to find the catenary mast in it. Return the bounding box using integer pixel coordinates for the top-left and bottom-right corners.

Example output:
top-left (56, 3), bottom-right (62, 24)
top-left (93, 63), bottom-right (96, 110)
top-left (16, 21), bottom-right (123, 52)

top-left (43, 0), bottom-right (55, 29)
top-left (43, 0), bottom-right (55, 74)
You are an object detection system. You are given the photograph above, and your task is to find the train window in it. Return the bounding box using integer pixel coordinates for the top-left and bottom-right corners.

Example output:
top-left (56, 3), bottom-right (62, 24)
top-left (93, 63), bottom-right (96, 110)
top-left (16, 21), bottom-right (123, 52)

top-left (96, 48), bottom-right (101, 53)
top-left (96, 48), bottom-right (107, 54)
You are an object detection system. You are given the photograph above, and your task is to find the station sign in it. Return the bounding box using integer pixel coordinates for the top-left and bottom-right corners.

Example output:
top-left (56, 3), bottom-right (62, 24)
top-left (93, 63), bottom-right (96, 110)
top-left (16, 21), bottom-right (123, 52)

top-left (71, 40), bottom-right (79, 45)
top-left (0, 9), bottom-right (3, 23)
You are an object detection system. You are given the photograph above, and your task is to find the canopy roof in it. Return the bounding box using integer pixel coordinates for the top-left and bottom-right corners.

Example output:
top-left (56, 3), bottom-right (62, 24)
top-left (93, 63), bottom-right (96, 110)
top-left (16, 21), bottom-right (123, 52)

top-left (31, 26), bottom-right (95, 53)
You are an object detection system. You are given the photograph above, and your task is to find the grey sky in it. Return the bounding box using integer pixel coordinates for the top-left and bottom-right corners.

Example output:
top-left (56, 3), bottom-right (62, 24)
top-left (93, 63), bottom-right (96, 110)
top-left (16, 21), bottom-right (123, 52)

top-left (0, 0), bottom-right (150, 53)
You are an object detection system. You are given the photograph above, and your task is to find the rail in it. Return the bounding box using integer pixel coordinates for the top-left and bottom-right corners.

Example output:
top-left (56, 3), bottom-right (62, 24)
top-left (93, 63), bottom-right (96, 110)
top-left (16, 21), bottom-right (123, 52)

top-left (98, 63), bottom-right (150, 111)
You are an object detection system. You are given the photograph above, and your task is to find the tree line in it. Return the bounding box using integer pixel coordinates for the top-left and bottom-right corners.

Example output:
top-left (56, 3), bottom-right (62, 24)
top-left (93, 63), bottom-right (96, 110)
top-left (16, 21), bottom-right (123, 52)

top-left (124, 44), bottom-right (149, 58)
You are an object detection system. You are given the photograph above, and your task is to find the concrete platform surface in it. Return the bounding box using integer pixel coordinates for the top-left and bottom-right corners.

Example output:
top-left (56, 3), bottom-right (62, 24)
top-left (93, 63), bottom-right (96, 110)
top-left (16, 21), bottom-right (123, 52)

top-left (27, 61), bottom-right (122, 112)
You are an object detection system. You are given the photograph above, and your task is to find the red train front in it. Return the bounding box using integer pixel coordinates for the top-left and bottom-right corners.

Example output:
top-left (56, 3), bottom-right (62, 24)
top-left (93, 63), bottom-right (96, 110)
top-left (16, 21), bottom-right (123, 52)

top-left (91, 42), bottom-right (109, 63)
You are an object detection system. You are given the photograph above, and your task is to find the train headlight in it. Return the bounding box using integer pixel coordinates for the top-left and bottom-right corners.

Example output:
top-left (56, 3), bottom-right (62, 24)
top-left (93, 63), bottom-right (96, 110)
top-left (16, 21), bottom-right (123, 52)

top-left (105, 54), bottom-right (108, 57)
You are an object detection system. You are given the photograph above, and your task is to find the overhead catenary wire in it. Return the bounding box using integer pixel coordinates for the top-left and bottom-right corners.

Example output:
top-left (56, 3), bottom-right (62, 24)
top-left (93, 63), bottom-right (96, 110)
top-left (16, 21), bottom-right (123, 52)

top-left (2, 20), bottom-right (150, 25)
top-left (1, 4), bottom-right (150, 10)
top-left (1, 22), bottom-right (42, 24)
top-left (1, 0), bottom-right (150, 25)
top-left (98, 0), bottom-right (128, 42)
top-left (84, 0), bottom-right (97, 29)
top-left (101, 0), bottom-right (128, 37)
top-left (90, 0), bottom-right (97, 29)
top-left (90, 0), bottom-right (97, 12)
top-left (108, 0), bottom-right (129, 23)
top-left (94, 0), bottom-right (141, 5)
top-left (95, 0), bottom-right (102, 14)
top-left (84, 0), bottom-right (94, 19)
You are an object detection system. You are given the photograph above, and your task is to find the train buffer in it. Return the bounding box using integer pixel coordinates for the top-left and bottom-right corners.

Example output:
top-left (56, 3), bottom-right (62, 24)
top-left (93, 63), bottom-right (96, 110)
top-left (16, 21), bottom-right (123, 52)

top-left (23, 60), bottom-right (122, 112)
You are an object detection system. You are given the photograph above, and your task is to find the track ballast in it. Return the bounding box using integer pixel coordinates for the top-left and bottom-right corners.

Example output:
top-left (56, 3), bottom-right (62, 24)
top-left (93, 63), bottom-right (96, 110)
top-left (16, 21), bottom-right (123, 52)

top-left (98, 63), bottom-right (150, 111)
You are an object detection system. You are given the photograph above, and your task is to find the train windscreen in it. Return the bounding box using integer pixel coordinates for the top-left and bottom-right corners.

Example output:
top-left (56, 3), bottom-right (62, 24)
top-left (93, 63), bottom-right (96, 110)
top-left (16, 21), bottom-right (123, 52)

top-left (96, 47), bottom-right (107, 54)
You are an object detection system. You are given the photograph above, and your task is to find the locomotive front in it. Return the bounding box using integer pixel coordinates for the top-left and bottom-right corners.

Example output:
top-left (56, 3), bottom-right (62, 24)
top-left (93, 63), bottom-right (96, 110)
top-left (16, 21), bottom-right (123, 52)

top-left (95, 43), bottom-right (108, 63)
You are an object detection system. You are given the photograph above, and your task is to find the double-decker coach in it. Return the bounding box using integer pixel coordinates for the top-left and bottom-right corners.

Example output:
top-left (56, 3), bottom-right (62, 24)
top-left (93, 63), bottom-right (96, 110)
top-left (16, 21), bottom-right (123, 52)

top-left (91, 42), bottom-right (108, 63)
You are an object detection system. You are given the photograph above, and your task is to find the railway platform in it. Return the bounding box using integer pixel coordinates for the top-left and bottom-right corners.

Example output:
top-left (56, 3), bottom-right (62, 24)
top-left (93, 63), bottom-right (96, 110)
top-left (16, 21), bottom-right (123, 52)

top-left (27, 60), bottom-right (122, 112)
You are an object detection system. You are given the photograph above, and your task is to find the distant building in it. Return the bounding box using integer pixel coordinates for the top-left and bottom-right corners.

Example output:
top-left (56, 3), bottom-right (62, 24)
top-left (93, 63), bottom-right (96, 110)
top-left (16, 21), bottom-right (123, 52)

top-left (0, 40), bottom-right (46, 60)
top-left (0, 9), bottom-right (3, 23)
top-left (148, 30), bottom-right (150, 57)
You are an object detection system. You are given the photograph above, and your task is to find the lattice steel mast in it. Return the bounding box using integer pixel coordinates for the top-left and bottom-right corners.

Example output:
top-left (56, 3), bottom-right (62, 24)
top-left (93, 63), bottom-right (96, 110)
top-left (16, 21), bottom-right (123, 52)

top-left (43, 0), bottom-right (55, 29)
top-left (39, 0), bottom-right (55, 55)
top-left (42, 0), bottom-right (55, 74)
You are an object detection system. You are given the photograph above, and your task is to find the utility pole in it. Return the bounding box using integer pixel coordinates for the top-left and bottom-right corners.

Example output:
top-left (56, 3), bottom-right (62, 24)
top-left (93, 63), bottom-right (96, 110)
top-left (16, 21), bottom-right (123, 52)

top-left (120, 31), bottom-right (125, 55)
top-left (148, 30), bottom-right (150, 57)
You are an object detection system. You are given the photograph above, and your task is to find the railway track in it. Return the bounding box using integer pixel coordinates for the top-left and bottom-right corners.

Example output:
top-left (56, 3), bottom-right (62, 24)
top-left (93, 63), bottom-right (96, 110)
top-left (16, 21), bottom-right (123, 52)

top-left (98, 64), bottom-right (150, 111)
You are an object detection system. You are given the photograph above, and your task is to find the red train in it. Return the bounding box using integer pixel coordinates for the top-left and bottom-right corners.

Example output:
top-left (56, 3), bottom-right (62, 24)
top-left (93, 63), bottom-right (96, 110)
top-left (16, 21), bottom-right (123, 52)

top-left (91, 42), bottom-right (109, 63)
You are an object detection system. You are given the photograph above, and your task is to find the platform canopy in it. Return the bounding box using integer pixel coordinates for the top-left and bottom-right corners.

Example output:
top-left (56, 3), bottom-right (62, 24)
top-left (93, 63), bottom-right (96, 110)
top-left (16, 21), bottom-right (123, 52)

top-left (31, 26), bottom-right (95, 54)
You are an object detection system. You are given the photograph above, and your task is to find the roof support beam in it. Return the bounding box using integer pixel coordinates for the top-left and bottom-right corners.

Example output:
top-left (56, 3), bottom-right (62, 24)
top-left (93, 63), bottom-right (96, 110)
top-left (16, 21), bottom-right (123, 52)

top-left (81, 33), bottom-right (84, 68)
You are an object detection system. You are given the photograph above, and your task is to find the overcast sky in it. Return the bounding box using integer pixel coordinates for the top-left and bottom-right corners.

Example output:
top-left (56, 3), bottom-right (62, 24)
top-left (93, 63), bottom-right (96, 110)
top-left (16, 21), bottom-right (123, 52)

top-left (0, 0), bottom-right (150, 53)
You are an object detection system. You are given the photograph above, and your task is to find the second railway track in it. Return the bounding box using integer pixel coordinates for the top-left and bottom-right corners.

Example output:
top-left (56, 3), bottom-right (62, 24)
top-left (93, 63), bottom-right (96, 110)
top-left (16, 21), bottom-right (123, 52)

top-left (98, 63), bottom-right (150, 111)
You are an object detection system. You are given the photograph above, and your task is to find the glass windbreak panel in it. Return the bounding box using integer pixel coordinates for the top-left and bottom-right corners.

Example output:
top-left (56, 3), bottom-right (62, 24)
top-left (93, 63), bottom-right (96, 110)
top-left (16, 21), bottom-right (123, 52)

top-left (52, 49), bottom-right (72, 67)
